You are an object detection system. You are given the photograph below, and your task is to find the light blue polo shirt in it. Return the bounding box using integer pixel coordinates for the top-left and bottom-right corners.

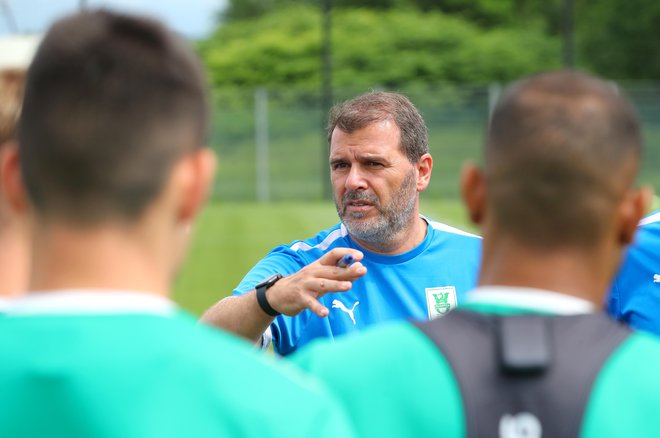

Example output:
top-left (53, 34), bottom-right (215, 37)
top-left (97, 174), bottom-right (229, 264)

top-left (234, 217), bottom-right (482, 355)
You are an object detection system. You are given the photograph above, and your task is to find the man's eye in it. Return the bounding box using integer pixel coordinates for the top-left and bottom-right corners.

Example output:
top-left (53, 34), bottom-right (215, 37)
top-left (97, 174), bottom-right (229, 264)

top-left (367, 161), bottom-right (383, 167)
top-left (332, 163), bottom-right (348, 170)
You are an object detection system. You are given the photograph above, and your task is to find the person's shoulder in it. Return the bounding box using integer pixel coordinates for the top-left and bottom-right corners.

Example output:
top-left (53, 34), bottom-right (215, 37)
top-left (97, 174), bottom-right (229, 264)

top-left (599, 329), bottom-right (660, 384)
top-left (583, 329), bottom-right (660, 434)
top-left (423, 217), bottom-right (482, 259)
top-left (291, 320), bottom-right (462, 437)
top-left (635, 210), bottom-right (660, 243)
top-left (140, 312), bottom-right (356, 437)
top-left (274, 222), bottom-right (349, 255)
top-left (166, 312), bottom-right (322, 388)
top-left (621, 329), bottom-right (660, 357)
top-left (424, 216), bottom-right (481, 241)
top-left (639, 209), bottom-right (660, 228)
top-left (161, 313), bottom-right (341, 401)
top-left (292, 321), bottom-right (429, 373)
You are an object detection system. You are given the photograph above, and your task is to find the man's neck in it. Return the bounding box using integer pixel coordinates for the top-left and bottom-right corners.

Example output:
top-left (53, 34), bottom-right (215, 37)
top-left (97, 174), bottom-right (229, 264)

top-left (351, 214), bottom-right (427, 255)
top-left (478, 236), bottom-right (617, 307)
top-left (29, 224), bottom-right (170, 296)
top-left (0, 227), bottom-right (28, 298)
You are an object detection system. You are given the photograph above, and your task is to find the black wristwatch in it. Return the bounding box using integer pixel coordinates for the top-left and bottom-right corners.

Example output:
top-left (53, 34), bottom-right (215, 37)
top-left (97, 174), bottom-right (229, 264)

top-left (255, 273), bottom-right (284, 317)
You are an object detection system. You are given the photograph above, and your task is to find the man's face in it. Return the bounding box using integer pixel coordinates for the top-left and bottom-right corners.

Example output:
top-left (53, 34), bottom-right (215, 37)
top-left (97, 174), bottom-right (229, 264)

top-left (330, 119), bottom-right (419, 246)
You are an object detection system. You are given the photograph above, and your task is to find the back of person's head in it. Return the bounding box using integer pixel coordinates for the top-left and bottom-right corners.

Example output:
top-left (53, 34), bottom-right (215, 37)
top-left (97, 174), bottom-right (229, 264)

top-left (484, 70), bottom-right (642, 250)
top-left (19, 9), bottom-right (209, 226)
top-left (327, 91), bottom-right (429, 163)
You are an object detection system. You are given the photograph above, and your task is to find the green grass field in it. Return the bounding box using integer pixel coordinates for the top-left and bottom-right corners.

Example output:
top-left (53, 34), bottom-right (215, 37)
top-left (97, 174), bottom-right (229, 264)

top-left (174, 194), bottom-right (660, 316)
top-left (172, 198), bottom-right (475, 315)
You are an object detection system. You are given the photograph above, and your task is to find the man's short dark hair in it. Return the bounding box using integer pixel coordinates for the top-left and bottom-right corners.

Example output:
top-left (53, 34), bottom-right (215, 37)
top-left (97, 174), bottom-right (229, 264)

top-left (486, 70), bottom-right (642, 248)
top-left (19, 9), bottom-right (209, 225)
top-left (327, 91), bottom-right (429, 163)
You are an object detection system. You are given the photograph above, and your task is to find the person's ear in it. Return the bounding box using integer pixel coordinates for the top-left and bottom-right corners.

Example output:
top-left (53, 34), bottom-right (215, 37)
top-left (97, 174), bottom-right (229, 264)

top-left (0, 143), bottom-right (28, 216)
top-left (415, 153), bottom-right (433, 192)
top-left (618, 185), bottom-right (653, 245)
top-left (174, 148), bottom-right (217, 225)
top-left (460, 162), bottom-right (486, 226)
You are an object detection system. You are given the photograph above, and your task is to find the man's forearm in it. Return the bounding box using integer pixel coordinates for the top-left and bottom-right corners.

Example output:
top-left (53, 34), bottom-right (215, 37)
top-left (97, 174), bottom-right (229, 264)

top-left (200, 292), bottom-right (274, 344)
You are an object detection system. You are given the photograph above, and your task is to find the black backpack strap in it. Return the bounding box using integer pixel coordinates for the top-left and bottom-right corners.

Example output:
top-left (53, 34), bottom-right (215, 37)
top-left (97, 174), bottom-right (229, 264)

top-left (413, 310), bottom-right (631, 438)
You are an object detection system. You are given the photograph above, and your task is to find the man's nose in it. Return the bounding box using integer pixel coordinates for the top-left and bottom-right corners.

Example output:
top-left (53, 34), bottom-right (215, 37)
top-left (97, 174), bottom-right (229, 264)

top-left (345, 166), bottom-right (368, 191)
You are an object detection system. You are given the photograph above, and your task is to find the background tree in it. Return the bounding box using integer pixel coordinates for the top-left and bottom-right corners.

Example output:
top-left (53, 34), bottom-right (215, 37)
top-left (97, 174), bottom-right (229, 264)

top-left (576, 0), bottom-right (660, 79)
top-left (200, 5), bottom-right (560, 89)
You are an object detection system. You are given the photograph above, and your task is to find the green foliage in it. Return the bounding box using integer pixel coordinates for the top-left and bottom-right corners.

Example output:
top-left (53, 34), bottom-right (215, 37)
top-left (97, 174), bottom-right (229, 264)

top-left (199, 5), bottom-right (560, 89)
top-left (576, 0), bottom-right (660, 79)
top-left (200, 5), bottom-right (322, 89)
top-left (220, 0), bottom-right (561, 30)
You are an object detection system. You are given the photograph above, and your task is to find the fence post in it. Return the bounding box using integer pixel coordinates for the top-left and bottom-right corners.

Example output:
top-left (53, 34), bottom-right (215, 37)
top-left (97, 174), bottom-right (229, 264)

top-left (488, 83), bottom-right (502, 123)
top-left (255, 87), bottom-right (269, 202)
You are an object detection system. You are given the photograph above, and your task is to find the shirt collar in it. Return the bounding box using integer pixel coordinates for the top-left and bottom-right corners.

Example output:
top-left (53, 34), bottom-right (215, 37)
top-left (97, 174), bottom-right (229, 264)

top-left (3, 289), bottom-right (176, 316)
top-left (0, 297), bottom-right (11, 312)
top-left (465, 286), bottom-right (596, 315)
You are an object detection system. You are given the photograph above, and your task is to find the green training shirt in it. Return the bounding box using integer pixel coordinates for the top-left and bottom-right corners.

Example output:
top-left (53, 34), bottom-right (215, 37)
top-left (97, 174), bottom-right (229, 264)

top-left (0, 291), bottom-right (355, 438)
top-left (293, 287), bottom-right (660, 438)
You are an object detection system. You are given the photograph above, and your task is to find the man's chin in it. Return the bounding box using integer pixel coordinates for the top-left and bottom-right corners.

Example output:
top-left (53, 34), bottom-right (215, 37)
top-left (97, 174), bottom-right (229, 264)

top-left (343, 217), bottom-right (378, 233)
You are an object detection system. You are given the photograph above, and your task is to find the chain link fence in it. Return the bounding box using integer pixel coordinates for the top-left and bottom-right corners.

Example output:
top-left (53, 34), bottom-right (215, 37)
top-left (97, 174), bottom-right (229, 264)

top-left (209, 83), bottom-right (660, 202)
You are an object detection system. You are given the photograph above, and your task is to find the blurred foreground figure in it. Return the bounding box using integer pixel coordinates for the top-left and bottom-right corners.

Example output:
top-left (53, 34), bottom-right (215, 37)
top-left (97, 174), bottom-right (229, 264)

top-left (294, 71), bottom-right (660, 437)
top-left (0, 10), bottom-right (353, 438)
top-left (608, 209), bottom-right (660, 334)
top-left (0, 69), bottom-right (28, 305)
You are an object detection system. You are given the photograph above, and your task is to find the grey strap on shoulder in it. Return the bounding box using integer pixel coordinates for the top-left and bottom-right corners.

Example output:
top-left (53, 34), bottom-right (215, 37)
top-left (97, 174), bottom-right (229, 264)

top-left (413, 310), bottom-right (631, 438)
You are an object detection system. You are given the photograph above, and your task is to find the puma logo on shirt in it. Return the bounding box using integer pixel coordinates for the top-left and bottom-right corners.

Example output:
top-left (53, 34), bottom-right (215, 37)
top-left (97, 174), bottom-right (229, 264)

top-left (332, 300), bottom-right (359, 325)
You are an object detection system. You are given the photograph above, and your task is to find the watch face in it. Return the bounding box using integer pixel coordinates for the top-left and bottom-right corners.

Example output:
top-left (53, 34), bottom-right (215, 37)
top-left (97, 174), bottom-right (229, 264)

top-left (258, 273), bottom-right (283, 288)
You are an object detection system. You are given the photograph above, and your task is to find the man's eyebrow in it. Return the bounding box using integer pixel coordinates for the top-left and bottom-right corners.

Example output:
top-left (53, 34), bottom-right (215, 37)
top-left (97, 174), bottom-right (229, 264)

top-left (329, 152), bottom-right (390, 164)
top-left (356, 153), bottom-right (389, 163)
top-left (329, 157), bottom-right (347, 164)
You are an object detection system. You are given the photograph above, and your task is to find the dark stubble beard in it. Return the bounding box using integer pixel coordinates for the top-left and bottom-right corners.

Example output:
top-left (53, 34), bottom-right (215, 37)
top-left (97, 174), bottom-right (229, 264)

top-left (335, 169), bottom-right (417, 248)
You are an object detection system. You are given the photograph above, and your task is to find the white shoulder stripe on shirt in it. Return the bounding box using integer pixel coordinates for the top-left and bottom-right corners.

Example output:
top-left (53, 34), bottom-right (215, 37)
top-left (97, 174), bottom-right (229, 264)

top-left (426, 218), bottom-right (481, 238)
top-left (290, 224), bottom-right (348, 252)
top-left (640, 211), bottom-right (660, 227)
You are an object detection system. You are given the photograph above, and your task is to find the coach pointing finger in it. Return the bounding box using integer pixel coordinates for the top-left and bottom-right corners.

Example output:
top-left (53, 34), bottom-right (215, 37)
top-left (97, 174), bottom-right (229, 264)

top-left (202, 92), bottom-right (481, 356)
top-left (264, 249), bottom-right (367, 318)
top-left (206, 249), bottom-right (366, 346)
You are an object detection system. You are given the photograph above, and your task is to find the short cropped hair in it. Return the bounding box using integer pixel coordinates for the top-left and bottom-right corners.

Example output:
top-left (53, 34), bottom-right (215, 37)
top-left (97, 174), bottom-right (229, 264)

top-left (19, 10), bottom-right (209, 225)
top-left (486, 70), bottom-right (642, 248)
top-left (0, 69), bottom-right (25, 146)
top-left (327, 91), bottom-right (429, 163)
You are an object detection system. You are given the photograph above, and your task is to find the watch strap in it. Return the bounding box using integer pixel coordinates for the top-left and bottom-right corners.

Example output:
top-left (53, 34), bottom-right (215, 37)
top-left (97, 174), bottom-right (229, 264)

top-left (256, 279), bottom-right (282, 317)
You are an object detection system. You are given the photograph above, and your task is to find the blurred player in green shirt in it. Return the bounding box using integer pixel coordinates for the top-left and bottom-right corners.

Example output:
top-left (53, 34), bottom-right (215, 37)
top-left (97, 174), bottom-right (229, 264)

top-left (0, 9), bottom-right (354, 438)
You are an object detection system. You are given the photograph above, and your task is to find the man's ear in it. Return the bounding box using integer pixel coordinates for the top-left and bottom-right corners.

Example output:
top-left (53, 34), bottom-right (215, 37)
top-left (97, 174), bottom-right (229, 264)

top-left (174, 148), bottom-right (217, 224)
top-left (460, 162), bottom-right (486, 226)
top-left (618, 185), bottom-right (653, 245)
top-left (415, 153), bottom-right (433, 192)
top-left (0, 143), bottom-right (28, 215)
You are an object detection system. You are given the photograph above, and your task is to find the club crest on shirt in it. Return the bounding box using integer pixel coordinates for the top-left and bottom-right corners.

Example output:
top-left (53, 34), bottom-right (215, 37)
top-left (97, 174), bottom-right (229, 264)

top-left (654, 274), bottom-right (660, 283)
top-left (425, 286), bottom-right (457, 319)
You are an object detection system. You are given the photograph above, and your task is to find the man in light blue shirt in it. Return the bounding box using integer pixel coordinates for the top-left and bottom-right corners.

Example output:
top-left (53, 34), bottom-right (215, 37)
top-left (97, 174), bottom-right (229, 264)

top-left (203, 92), bottom-right (481, 355)
top-left (608, 210), bottom-right (660, 334)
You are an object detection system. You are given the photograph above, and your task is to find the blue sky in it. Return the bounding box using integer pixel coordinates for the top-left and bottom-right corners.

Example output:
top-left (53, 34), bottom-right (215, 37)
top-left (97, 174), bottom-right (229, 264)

top-left (0, 0), bottom-right (227, 39)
